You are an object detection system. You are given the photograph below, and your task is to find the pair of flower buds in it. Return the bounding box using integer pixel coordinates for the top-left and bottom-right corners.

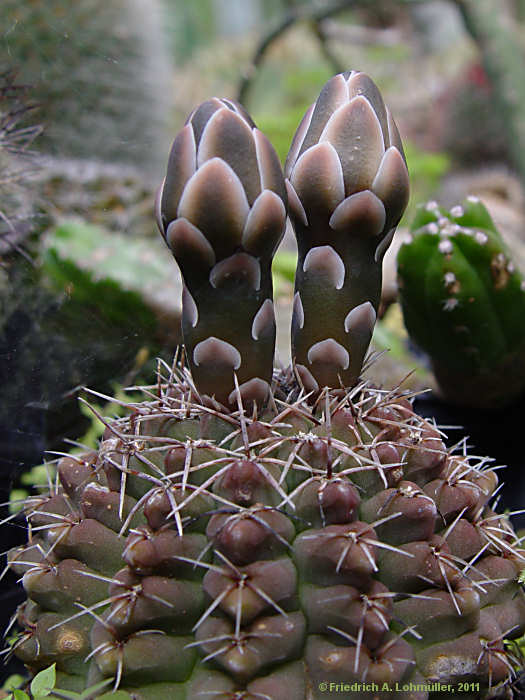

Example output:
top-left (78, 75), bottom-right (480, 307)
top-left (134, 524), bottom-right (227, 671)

top-left (155, 71), bottom-right (410, 407)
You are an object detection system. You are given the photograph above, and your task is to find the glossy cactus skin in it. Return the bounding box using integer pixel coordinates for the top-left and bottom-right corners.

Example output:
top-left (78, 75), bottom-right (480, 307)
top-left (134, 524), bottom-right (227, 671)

top-left (156, 98), bottom-right (287, 408)
top-left (8, 381), bottom-right (525, 699)
top-left (397, 197), bottom-right (525, 407)
top-left (285, 71), bottom-right (409, 392)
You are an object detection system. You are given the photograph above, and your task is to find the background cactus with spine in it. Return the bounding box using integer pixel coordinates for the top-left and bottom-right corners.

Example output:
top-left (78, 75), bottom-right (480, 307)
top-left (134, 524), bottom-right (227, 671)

top-left (0, 70), bottom-right (41, 257)
top-left (0, 0), bottom-right (171, 173)
top-left (397, 197), bottom-right (525, 408)
top-left (5, 74), bottom-right (525, 700)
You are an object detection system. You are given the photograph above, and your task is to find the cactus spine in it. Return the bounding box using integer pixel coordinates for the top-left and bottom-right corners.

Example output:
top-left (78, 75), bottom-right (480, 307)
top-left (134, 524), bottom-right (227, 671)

top-left (397, 197), bottom-right (525, 407)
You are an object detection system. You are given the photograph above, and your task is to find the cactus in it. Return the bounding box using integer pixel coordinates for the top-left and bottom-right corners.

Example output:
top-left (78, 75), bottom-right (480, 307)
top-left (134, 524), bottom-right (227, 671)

top-left (0, 70), bottom-right (41, 255)
top-left (5, 75), bottom-right (525, 700)
top-left (0, 0), bottom-right (171, 173)
top-left (397, 197), bottom-right (525, 408)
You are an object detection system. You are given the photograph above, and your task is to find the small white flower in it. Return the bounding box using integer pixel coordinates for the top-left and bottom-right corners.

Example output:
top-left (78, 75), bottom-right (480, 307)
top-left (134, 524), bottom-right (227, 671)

top-left (474, 232), bottom-right (488, 245)
top-left (442, 224), bottom-right (460, 236)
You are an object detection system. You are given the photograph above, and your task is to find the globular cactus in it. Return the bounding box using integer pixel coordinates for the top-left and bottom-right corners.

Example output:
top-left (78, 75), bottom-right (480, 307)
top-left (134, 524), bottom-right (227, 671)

top-left (0, 0), bottom-right (171, 173)
top-left (397, 197), bottom-right (525, 408)
top-left (6, 76), bottom-right (525, 700)
top-left (155, 98), bottom-right (287, 407)
top-left (0, 70), bottom-right (41, 254)
top-left (285, 71), bottom-right (409, 391)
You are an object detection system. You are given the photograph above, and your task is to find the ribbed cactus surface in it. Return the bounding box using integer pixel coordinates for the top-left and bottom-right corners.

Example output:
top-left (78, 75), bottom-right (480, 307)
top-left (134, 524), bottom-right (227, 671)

top-left (397, 197), bottom-right (525, 407)
top-left (6, 75), bottom-right (525, 700)
top-left (8, 377), bottom-right (525, 699)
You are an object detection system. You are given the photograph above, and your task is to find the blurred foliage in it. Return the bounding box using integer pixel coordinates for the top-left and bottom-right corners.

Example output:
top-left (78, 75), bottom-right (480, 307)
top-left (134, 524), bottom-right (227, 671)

top-left (166, 0), bottom-right (216, 60)
top-left (1, 662), bottom-right (132, 699)
top-left (371, 303), bottom-right (431, 383)
top-left (166, 0), bottom-right (289, 61)
top-left (403, 142), bottom-right (450, 192)
top-left (255, 65), bottom-right (332, 162)
top-left (41, 221), bottom-right (178, 323)
top-left (42, 250), bottom-right (156, 333)
top-left (0, 233), bottom-right (168, 476)
top-left (441, 65), bottom-right (510, 167)
top-left (273, 249), bottom-right (297, 286)
top-left (256, 104), bottom-right (314, 163)
top-left (457, 0), bottom-right (525, 189)
top-left (402, 141), bottom-right (450, 222)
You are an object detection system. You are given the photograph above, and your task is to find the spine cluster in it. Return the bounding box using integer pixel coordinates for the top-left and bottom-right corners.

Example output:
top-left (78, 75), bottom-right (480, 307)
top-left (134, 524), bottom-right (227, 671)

top-left (7, 370), bottom-right (525, 698)
top-left (398, 197), bottom-right (525, 407)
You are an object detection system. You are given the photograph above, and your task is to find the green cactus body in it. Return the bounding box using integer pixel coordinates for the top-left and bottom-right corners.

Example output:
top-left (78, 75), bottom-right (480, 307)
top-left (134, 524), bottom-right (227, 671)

top-left (8, 383), bottom-right (525, 699)
top-left (6, 78), bottom-right (525, 700)
top-left (398, 197), bottom-right (525, 407)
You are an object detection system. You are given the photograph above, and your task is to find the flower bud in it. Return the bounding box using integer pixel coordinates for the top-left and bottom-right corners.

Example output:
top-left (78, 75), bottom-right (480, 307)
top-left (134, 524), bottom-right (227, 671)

top-left (286, 72), bottom-right (409, 390)
top-left (157, 98), bottom-right (287, 407)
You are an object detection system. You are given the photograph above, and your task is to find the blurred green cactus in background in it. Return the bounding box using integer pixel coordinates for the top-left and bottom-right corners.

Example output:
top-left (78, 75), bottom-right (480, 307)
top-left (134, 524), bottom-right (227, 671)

top-left (0, 0), bottom-right (171, 172)
top-left (397, 197), bottom-right (525, 408)
top-left (0, 70), bottom-right (41, 256)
